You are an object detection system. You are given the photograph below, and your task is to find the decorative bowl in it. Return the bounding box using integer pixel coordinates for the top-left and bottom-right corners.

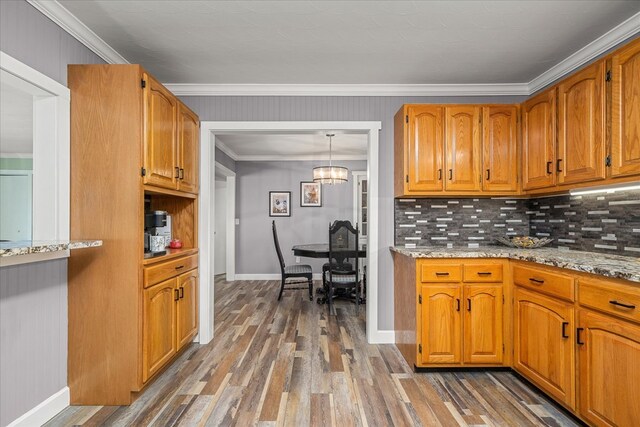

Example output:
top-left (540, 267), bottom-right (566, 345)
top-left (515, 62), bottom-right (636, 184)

top-left (496, 236), bottom-right (554, 249)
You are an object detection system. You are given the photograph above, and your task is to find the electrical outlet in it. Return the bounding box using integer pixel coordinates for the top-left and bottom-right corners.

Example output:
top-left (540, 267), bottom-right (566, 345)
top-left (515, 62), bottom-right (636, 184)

top-left (296, 257), bottom-right (300, 263)
top-left (235, 218), bottom-right (239, 225)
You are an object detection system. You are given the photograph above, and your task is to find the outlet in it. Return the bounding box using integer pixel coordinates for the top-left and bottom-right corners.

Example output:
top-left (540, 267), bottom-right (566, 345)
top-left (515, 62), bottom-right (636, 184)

top-left (296, 257), bottom-right (300, 263)
top-left (235, 218), bottom-right (240, 225)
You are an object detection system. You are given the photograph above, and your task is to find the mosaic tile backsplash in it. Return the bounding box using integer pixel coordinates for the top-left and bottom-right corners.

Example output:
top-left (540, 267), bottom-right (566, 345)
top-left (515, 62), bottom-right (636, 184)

top-left (395, 190), bottom-right (640, 256)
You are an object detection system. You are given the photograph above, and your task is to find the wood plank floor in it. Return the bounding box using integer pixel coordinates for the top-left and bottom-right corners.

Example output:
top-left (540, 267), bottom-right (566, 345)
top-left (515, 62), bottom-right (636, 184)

top-left (48, 277), bottom-right (579, 426)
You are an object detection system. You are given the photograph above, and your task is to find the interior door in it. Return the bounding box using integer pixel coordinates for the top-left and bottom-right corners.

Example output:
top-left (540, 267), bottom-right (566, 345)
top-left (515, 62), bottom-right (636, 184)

top-left (557, 61), bottom-right (606, 184)
top-left (463, 284), bottom-right (503, 364)
top-left (406, 105), bottom-right (444, 192)
top-left (143, 278), bottom-right (177, 382)
top-left (611, 38), bottom-right (640, 177)
top-left (482, 106), bottom-right (518, 192)
top-left (522, 89), bottom-right (556, 190)
top-left (143, 73), bottom-right (178, 190)
top-left (577, 309), bottom-right (640, 427)
top-left (177, 102), bottom-right (199, 193)
top-left (514, 287), bottom-right (575, 409)
top-left (445, 106), bottom-right (481, 191)
top-left (177, 269), bottom-right (199, 350)
top-left (420, 285), bottom-right (461, 364)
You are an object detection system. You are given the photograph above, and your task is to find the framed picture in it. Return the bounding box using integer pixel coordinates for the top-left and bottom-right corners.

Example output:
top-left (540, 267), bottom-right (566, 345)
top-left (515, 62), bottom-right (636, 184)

top-left (300, 181), bottom-right (322, 207)
top-left (269, 191), bottom-right (291, 217)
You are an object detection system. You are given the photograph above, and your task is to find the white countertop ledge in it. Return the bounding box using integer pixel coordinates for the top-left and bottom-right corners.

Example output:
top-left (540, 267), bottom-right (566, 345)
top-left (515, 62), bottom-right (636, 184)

top-left (390, 246), bottom-right (640, 283)
top-left (0, 240), bottom-right (102, 267)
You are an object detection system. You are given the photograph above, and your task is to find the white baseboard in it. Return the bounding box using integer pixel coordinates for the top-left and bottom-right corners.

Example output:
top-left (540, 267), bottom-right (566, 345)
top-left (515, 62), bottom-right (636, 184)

top-left (7, 387), bottom-right (69, 427)
top-left (368, 329), bottom-right (396, 344)
top-left (234, 273), bottom-right (322, 281)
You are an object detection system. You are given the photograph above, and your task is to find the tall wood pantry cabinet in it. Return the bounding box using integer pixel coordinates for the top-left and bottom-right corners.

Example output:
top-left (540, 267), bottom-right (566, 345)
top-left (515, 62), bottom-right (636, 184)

top-left (68, 64), bottom-right (200, 405)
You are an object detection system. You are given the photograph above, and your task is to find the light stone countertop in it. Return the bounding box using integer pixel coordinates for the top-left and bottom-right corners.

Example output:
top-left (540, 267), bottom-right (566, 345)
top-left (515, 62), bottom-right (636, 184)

top-left (390, 246), bottom-right (640, 283)
top-left (0, 240), bottom-right (103, 257)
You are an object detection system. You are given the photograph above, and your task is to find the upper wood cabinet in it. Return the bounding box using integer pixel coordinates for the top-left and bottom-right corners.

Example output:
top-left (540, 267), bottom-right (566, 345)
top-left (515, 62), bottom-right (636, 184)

top-left (611, 37), bottom-right (640, 178)
top-left (557, 61), bottom-right (606, 185)
top-left (420, 285), bottom-right (461, 364)
top-left (463, 284), bottom-right (503, 364)
top-left (482, 106), bottom-right (519, 192)
top-left (399, 105), bottom-right (444, 193)
top-left (522, 89), bottom-right (556, 190)
top-left (577, 309), bottom-right (640, 427)
top-left (514, 287), bottom-right (575, 410)
top-left (445, 106), bottom-right (481, 191)
top-left (177, 104), bottom-right (200, 193)
top-left (144, 74), bottom-right (178, 190)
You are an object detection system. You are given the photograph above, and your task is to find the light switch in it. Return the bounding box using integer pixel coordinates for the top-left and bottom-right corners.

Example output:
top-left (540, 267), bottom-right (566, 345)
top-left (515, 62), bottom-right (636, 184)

top-left (235, 218), bottom-right (240, 225)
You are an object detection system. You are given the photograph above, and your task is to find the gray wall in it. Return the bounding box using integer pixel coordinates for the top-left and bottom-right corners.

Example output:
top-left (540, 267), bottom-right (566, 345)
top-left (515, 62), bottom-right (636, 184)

top-left (215, 144), bottom-right (236, 172)
top-left (235, 160), bottom-right (366, 275)
top-left (0, 1), bottom-right (104, 425)
top-left (180, 95), bottom-right (526, 330)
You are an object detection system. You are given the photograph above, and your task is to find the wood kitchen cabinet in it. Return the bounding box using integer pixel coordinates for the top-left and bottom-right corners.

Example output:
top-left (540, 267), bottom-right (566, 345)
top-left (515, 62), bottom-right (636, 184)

top-left (177, 269), bottom-right (199, 350)
top-left (557, 61), bottom-right (606, 185)
top-left (522, 88), bottom-right (556, 190)
top-left (143, 278), bottom-right (178, 383)
top-left (177, 103), bottom-right (200, 193)
top-left (445, 106), bottom-right (481, 191)
top-left (514, 287), bottom-right (576, 410)
top-left (577, 309), bottom-right (640, 427)
top-left (420, 285), bottom-right (461, 364)
top-left (463, 284), bottom-right (503, 364)
top-left (482, 106), bottom-right (519, 192)
top-left (611, 37), bottom-right (640, 178)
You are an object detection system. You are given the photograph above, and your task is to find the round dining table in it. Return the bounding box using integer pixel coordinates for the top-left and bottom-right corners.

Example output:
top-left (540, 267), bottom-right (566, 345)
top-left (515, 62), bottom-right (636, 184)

top-left (291, 243), bottom-right (366, 259)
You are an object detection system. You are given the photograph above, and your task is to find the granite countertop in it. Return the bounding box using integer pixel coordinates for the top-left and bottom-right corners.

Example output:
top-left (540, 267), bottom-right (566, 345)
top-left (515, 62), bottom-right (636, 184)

top-left (390, 246), bottom-right (640, 283)
top-left (0, 240), bottom-right (103, 257)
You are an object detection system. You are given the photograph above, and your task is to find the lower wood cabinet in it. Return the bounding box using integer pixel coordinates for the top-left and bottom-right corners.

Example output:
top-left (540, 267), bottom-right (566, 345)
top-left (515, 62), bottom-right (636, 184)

top-left (514, 287), bottom-right (575, 410)
top-left (577, 309), bottom-right (640, 427)
top-left (420, 285), bottom-right (462, 364)
top-left (463, 284), bottom-right (503, 364)
top-left (143, 267), bottom-right (198, 383)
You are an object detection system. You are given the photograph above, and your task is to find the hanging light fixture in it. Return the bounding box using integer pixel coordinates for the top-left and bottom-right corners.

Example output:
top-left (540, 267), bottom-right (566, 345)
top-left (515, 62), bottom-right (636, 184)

top-left (313, 133), bottom-right (349, 184)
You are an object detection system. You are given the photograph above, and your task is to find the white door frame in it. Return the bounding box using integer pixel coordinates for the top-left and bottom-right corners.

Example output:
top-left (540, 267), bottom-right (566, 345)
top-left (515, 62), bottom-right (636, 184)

top-left (198, 121), bottom-right (384, 344)
top-left (214, 161), bottom-right (236, 281)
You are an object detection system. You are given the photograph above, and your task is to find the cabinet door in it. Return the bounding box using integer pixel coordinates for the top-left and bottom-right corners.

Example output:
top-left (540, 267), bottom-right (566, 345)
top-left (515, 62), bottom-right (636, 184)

top-left (578, 309), bottom-right (640, 427)
top-left (557, 61), bottom-right (606, 184)
top-left (177, 269), bottom-right (199, 350)
top-left (143, 278), bottom-right (177, 382)
top-left (482, 106), bottom-right (518, 192)
top-left (514, 287), bottom-right (575, 409)
top-left (420, 285), bottom-right (461, 364)
top-left (406, 106), bottom-right (444, 192)
top-left (177, 103), bottom-right (199, 193)
top-left (144, 74), bottom-right (178, 189)
top-left (611, 38), bottom-right (640, 177)
top-left (522, 89), bottom-right (556, 190)
top-left (445, 106), bottom-right (481, 191)
top-left (463, 285), bottom-right (503, 364)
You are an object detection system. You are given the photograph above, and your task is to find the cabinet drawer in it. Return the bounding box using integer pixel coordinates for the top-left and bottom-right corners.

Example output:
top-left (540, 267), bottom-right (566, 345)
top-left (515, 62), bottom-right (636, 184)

top-left (579, 278), bottom-right (640, 324)
top-left (144, 255), bottom-right (198, 288)
top-left (463, 264), bottom-right (503, 283)
top-left (513, 264), bottom-right (574, 301)
top-left (420, 264), bottom-right (462, 283)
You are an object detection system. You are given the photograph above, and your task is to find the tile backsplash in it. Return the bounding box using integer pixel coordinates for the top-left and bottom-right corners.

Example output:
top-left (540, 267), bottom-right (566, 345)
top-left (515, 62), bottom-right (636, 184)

top-left (394, 190), bottom-right (640, 256)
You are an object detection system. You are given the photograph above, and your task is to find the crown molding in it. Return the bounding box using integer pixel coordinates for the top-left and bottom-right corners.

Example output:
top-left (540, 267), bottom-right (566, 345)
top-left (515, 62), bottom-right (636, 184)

top-left (27, 0), bottom-right (129, 65)
top-left (214, 140), bottom-right (239, 161)
top-left (164, 83), bottom-right (530, 97)
top-left (528, 12), bottom-right (640, 94)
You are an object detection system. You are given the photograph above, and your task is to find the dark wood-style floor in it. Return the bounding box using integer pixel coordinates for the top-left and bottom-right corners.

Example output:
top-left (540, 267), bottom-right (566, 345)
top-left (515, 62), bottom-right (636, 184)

top-left (48, 277), bottom-right (578, 426)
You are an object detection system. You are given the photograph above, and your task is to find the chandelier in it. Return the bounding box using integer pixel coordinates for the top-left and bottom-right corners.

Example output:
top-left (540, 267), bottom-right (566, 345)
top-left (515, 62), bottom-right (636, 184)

top-left (313, 133), bottom-right (348, 184)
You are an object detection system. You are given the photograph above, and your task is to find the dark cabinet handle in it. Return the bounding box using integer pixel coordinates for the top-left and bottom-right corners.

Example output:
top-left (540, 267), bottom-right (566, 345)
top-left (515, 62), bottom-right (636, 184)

top-left (486, 169), bottom-right (490, 181)
top-left (529, 277), bottom-right (544, 284)
top-left (435, 272), bottom-right (450, 276)
top-left (175, 265), bottom-right (184, 270)
top-left (438, 169), bottom-right (442, 181)
top-left (448, 169), bottom-right (453, 180)
top-left (456, 298), bottom-right (460, 312)
top-left (174, 289), bottom-right (180, 301)
top-left (576, 327), bottom-right (585, 345)
top-left (467, 298), bottom-right (471, 311)
top-left (557, 159), bottom-right (563, 172)
top-left (609, 300), bottom-right (636, 309)
top-left (546, 161), bottom-right (552, 175)
top-left (179, 168), bottom-right (184, 179)
top-left (562, 322), bottom-right (569, 338)
top-left (180, 287), bottom-right (184, 299)
top-left (477, 272), bottom-right (492, 276)
top-left (175, 166), bottom-right (180, 179)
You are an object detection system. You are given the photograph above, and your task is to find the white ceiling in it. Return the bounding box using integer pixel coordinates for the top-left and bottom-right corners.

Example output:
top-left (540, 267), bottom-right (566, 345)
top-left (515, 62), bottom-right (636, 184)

top-left (57, 0), bottom-right (640, 86)
top-left (216, 132), bottom-right (368, 160)
top-left (0, 79), bottom-right (34, 155)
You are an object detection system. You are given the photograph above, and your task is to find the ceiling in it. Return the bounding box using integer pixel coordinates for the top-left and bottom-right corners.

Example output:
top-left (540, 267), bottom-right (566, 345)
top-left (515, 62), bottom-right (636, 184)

top-left (58, 1), bottom-right (640, 86)
top-left (216, 132), bottom-right (368, 161)
top-left (0, 78), bottom-right (34, 155)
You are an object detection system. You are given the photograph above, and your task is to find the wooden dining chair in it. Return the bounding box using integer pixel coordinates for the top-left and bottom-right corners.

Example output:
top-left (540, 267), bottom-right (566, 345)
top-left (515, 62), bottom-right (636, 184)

top-left (325, 220), bottom-right (360, 312)
top-left (272, 221), bottom-right (313, 301)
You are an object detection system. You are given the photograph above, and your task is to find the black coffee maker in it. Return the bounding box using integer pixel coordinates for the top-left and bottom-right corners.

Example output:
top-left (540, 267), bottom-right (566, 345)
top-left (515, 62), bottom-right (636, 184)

top-left (144, 210), bottom-right (167, 257)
